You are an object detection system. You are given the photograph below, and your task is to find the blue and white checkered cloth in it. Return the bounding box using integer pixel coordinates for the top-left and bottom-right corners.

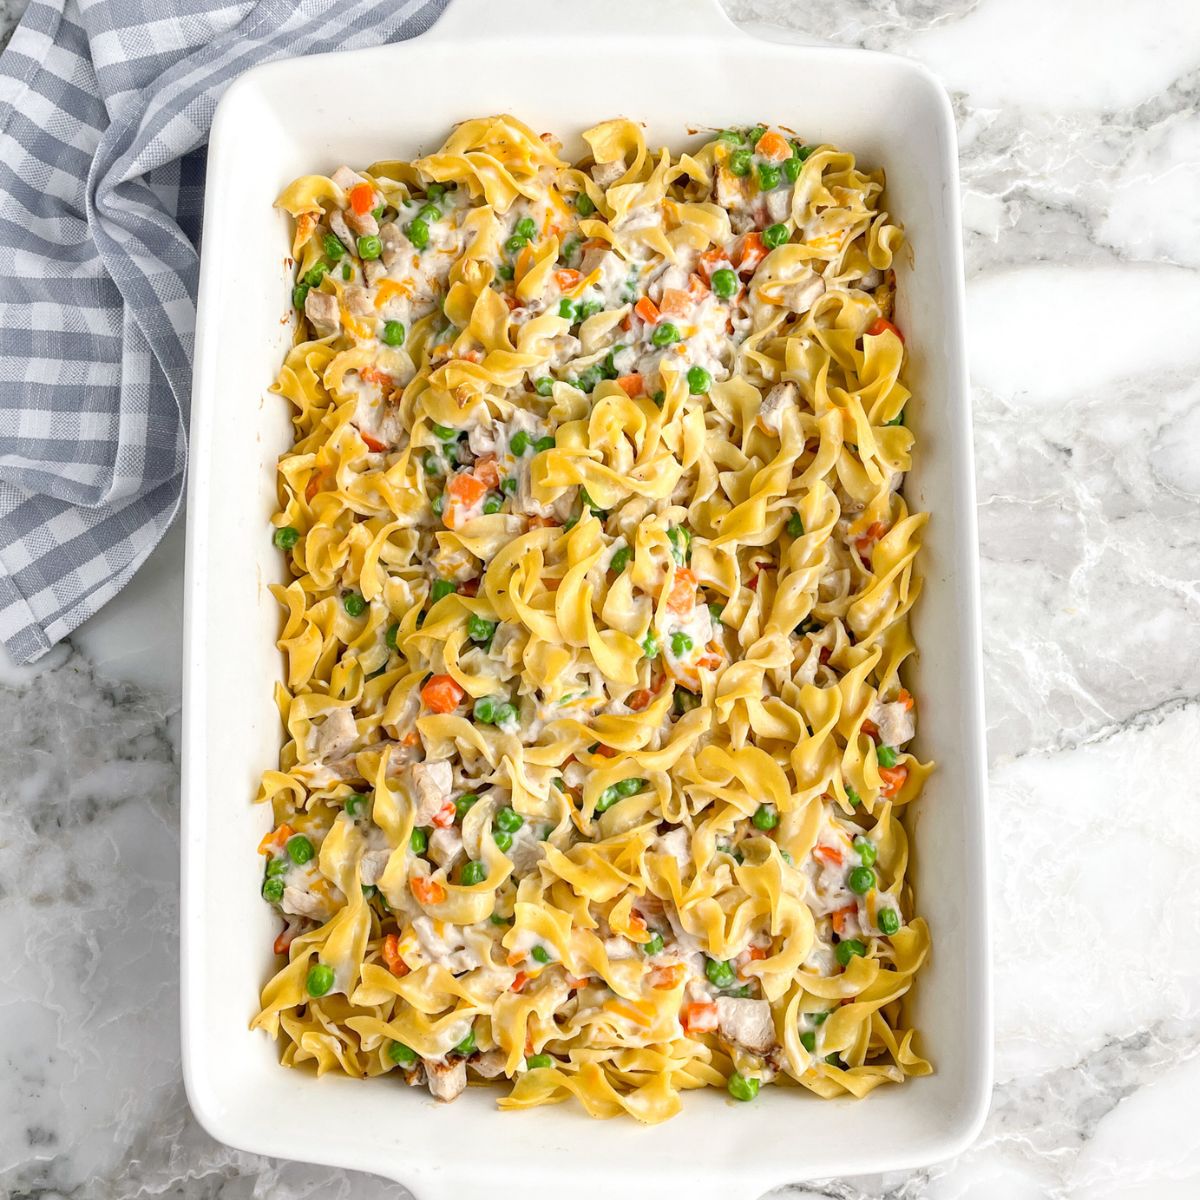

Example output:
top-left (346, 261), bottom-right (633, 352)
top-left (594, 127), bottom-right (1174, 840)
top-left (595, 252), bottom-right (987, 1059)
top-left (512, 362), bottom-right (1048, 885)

top-left (0, 0), bottom-right (446, 663)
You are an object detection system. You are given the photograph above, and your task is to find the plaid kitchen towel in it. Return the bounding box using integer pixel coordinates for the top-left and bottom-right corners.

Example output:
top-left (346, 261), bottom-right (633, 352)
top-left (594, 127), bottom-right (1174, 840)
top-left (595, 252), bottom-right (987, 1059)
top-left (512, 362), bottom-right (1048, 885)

top-left (0, 0), bottom-right (447, 664)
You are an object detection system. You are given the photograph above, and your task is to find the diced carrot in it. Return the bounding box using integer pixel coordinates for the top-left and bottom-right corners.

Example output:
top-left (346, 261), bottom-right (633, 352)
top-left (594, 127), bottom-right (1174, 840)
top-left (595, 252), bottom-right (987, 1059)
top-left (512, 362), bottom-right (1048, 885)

top-left (511, 971), bottom-right (529, 993)
top-left (459, 578), bottom-right (480, 597)
top-left (659, 288), bottom-right (690, 317)
top-left (358, 366), bottom-right (394, 387)
top-left (527, 515), bottom-right (560, 529)
top-left (681, 1001), bottom-right (719, 1034)
top-left (666, 567), bottom-right (697, 614)
top-left (897, 688), bottom-right (914, 711)
top-left (650, 964), bottom-right (686, 990)
top-left (258, 822), bottom-right (294, 856)
top-left (616, 374), bottom-right (644, 398)
top-left (349, 183), bottom-right (374, 215)
top-left (621, 314), bottom-right (632, 331)
top-left (410, 876), bottom-right (446, 906)
top-left (854, 521), bottom-right (888, 553)
top-left (554, 269), bottom-right (582, 290)
top-left (447, 472), bottom-right (488, 506)
top-left (813, 844), bottom-right (844, 868)
top-left (634, 297), bottom-right (660, 325)
top-left (382, 933), bottom-right (410, 977)
top-left (430, 799), bottom-right (457, 829)
top-left (831, 905), bottom-right (857, 937)
top-left (506, 950), bottom-right (525, 968)
top-left (628, 688), bottom-right (653, 711)
top-left (503, 295), bottom-right (519, 311)
top-left (565, 976), bottom-right (589, 990)
top-left (473, 455), bottom-right (501, 489)
top-left (421, 673), bottom-right (464, 713)
top-left (360, 430), bottom-right (387, 453)
top-left (273, 925), bottom-right (296, 956)
top-left (595, 744), bottom-right (617, 759)
top-left (738, 232), bottom-right (767, 273)
top-left (697, 246), bottom-right (726, 281)
top-left (755, 131), bottom-right (792, 161)
top-left (400, 730), bottom-right (420, 747)
top-left (879, 765), bottom-right (908, 797)
top-left (738, 946), bottom-right (768, 978)
top-left (862, 719), bottom-right (881, 743)
top-left (582, 238), bottom-right (607, 251)
top-left (868, 317), bottom-right (904, 343)
top-left (687, 273), bottom-right (710, 300)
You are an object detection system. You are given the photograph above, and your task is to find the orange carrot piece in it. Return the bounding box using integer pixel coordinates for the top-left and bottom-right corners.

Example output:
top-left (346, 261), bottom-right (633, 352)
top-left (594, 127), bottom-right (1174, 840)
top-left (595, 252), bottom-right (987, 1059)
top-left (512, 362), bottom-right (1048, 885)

top-left (831, 905), bottom-right (857, 937)
top-left (682, 1001), bottom-right (719, 1034)
top-left (649, 964), bottom-right (686, 990)
top-left (430, 799), bottom-right (456, 829)
top-left (697, 246), bottom-right (726, 281)
top-left (360, 430), bottom-right (387, 453)
top-left (511, 971), bottom-right (529, 993)
top-left (421, 674), bottom-right (464, 714)
top-left (868, 317), bottom-right (904, 342)
top-left (659, 288), bottom-right (690, 317)
top-left (634, 297), bottom-right (660, 325)
top-left (446, 472), bottom-right (488, 506)
top-left (666, 567), bottom-right (697, 614)
top-left (258, 822), bottom-right (294, 856)
top-left (813, 844), bottom-right (844, 868)
top-left (410, 876), bottom-right (446, 905)
top-left (554, 268), bottom-right (582, 290)
top-left (627, 688), bottom-right (653, 711)
top-left (879, 765), bottom-right (908, 797)
top-left (616, 374), bottom-right (644, 398)
top-left (473, 455), bottom-right (501, 490)
top-left (755, 131), bottom-right (791, 161)
top-left (897, 688), bottom-right (914, 711)
top-left (349, 183), bottom-right (374, 215)
top-left (738, 232), bottom-right (767, 273)
top-left (382, 933), bottom-right (410, 977)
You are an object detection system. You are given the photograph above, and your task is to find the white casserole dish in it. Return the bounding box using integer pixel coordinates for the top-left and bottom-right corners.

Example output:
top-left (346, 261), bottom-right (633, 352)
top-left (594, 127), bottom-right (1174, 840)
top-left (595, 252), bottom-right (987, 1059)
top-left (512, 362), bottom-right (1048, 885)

top-left (180, 1), bottom-right (991, 1193)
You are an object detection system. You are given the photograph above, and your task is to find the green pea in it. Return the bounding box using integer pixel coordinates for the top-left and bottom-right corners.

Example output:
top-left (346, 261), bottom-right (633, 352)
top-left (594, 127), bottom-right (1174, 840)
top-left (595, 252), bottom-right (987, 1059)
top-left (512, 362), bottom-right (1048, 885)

top-left (453, 1027), bottom-right (477, 1055)
top-left (718, 129), bottom-right (742, 144)
top-left (388, 1040), bottom-right (417, 1067)
top-left (501, 477), bottom-right (518, 496)
top-left (642, 633), bottom-right (659, 658)
top-left (595, 786), bottom-right (620, 813)
top-left (787, 512), bottom-right (804, 537)
top-left (580, 299), bottom-right (604, 319)
top-left (323, 233), bottom-right (346, 260)
top-left (461, 861), bottom-right (486, 886)
top-left (812, 1009), bottom-right (831, 1025)
top-left (341, 263), bottom-right (353, 281)
top-left (846, 785), bottom-right (862, 807)
top-left (303, 261), bottom-right (328, 288)
top-left (667, 526), bottom-right (691, 564)
top-left (406, 220), bottom-right (429, 250)
top-left (886, 409), bottom-right (905, 427)
top-left (343, 592), bottom-right (366, 617)
top-left (262, 877), bottom-right (284, 903)
top-left (506, 431), bottom-right (531, 459)
top-left (651, 390), bottom-right (665, 407)
top-left (800, 1031), bottom-right (816, 1053)
top-left (409, 827), bottom-right (428, 854)
top-left (757, 163), bottom-right (782, 191)
top-left (835, 938), bottom-right (866, 967)
top-left (533, 435), bottom-right (555, 453)
top-left (876, 745), bottom-right (899, 768)
top-left (385, 623), bottom-right (399, 650)
top-left (727, 1072), bottom-right (759, 1102)
top-left (468, 615), bottom-right (497, 643)
top-left (707, 602), bottom-right (724, 624)
top-left (610, 546), bottom-right (631, 573)
top-left (752, 804), bottom-right (778, 831)
top-left (878, 907), bottom-right (901, 936)
top-left (687, 365), bottom-right (712, 394)
top-left (527, 1053), bottom-right (553, 1069)
top-left (651, 321), bottom-right (681, 347)
top-left (381, 320), bottom-right (406, 346)
top-left (575, 365), bottom-right (602, 393)
top-left (495, 807), bottom-right (524, 833)
top-left (763, 223), bottom-right (789, 250)
top-left (494, 702), bottom-right (518, 726)
top-left (417, 203), bottom-right (441, 222)
top-left (729, 149), bottom-right (752, 177)
top-left (474, 695), bottom-right (498, 724)
top-left (795, 144), bottom-right (813, 162)
top-left (514, 216), bottom-right (536, 240)
top-left (292, 283), bottom-right (310, 310)
top-left (705, 957), bottom-right (736, 988)
top-left (273, 526), bottom-right (300, 550)
top-left (505, 234), bottom-right (529, 254)
top-left (490, 912), bottom-right (512, 925)
top-left (483, 495), bottom-right (502, 515)
top-left (430, 579), bottom-right (456, 603)
top-left (560, 235), bottom-right (581, 264)
top-left (496, 263), bottom-right (515, 281)
top-left (287, 835), bottom-right (315, 864)
top-left (748, 125), bottom-right (766, 145)
top-left (455, 793), bottom-right (479, 819)
top-left (784, 157), bottom-right (802, 184)
top-left (711, 268), bottom-right (738, 300)
top-left (643, 932), bottom-right (664, 955)
top-left (616, 777), bottom-right (645, 798)
top-left (553, 778), bottom-right (566, 792)
top-left (532, 945), bottom-right (551, 964)
top-left (575, 192), bottom-right (595, 216)
top-left (493, 829), bottom-right (513, 852)
top-left (853, 836), bottom-right (877, 867)
top-left (266, 857), bottom-right (289, 878)
top-left (825, 1053), bottom-right (843, 1067)
top-left (558, 298), bottom-right (578, 321)
top-left (357, 234), bottom-right (382, 260)
top-left (601, 347), bottom-right (623, 380)
top-left (674, 688), bottom-right (700, 715)
top-left (306, 963), bottom-right (335, 997)
top-left (427, 183), bottom-right (447, 203)
top-left (422, 452), bottom-right (443, 477)
top-left (848, 866), bottom-right (876, 895)
top-left (432, 423), bottom-right (458, 441)
top-left (780, 849), bottom-right (794, 864)
top-left (670, 631), bottom-right (693, 657)
top-left (345, 793), bottom-right (366, 817)
top-left (533, 376), bottom-right (556, 397)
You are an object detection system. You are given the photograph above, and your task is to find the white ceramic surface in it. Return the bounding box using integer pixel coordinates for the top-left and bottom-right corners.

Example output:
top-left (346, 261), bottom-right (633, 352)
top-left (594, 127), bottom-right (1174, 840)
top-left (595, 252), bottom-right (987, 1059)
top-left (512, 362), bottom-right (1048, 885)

top-left (180, 0), bottom-right (987, 1195)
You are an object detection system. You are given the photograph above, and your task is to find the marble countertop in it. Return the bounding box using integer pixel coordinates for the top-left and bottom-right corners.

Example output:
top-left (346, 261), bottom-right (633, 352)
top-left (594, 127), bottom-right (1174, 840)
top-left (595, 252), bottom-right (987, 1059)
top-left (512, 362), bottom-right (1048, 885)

top-left (3, 1), bottom-right (1199, 1197)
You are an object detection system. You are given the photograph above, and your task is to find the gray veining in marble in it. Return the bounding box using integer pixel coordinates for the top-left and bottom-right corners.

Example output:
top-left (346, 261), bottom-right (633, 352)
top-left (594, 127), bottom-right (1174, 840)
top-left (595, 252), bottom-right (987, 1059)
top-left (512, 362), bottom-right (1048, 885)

top-left (2, 0), bottom-right (1199, 1197)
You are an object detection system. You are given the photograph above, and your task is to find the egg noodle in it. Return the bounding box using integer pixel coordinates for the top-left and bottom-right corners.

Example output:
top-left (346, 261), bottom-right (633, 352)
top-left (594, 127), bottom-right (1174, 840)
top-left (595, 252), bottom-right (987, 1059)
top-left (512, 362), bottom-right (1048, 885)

top-left (253, 115), bottom-right (932, 1122)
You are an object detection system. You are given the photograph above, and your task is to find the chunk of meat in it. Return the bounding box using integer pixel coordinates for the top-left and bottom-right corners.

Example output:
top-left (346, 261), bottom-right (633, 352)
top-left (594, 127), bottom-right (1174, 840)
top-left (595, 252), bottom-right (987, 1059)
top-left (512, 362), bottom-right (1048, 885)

top-left (591, 158), bottom-right (625, 187)
top-left (757, 381), bottom-right (798, 436)
top-left (651, 827), bottom-right (690, 872)
top-left (715, 997), bottom-right (776, 1054)
top-left (304, 289), bottom-right (339, 338)
top-left (346, 207), bottom-right (379, 238)
top-left (379, 221), bottom-right (405, 268)
top-left (329, 210), bottom-right (354, 250)
top-left (359, 848), bottom-right (390, 886)
top-left (363, 259), bottom-right (387, 286)
top-left (867, 697), bottom-right (915, 747)
top-left (344, 285), bottom-right (374, 320)
top-left (410, 759), bottom-right (454, 825)
top-left (331, 165), bottom-right (363, 192)
top-left (281, 885), bottom-right (330, 921)
top-left (313, 707), bottom-right (357, 760)
top-left (775, 270), bottom-right (826, 315)
top-left (425, 1058), bottom-right (467, 1102)
top-left (428, 826), bottom-right (464, 869)
top-left (469, 1049), bottom-right (508, 1079)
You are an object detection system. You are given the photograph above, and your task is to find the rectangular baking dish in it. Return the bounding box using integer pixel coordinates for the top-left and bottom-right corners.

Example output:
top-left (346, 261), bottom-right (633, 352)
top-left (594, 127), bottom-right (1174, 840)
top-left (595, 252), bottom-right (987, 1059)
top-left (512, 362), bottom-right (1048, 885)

top-left (181, 1), bottom-right (991, 1194)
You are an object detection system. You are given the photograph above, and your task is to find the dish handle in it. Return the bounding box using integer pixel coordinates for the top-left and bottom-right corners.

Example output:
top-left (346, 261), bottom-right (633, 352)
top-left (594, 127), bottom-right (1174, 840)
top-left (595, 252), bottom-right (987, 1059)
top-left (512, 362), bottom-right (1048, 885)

top-left (425, 0), bottom-right (741, 43)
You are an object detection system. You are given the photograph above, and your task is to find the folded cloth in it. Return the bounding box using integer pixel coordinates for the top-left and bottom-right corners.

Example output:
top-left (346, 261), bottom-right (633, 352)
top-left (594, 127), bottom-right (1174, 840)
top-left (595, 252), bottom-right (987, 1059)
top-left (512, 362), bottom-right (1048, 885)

top-left (0, 0), bottom-right (446, 663)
